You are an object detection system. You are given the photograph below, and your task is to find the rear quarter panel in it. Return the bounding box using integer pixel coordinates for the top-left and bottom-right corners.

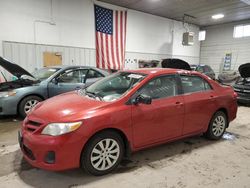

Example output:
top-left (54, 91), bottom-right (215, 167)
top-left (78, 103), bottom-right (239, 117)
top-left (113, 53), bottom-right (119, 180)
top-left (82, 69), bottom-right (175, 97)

top-left (211, 81), bottom-right (237, 122)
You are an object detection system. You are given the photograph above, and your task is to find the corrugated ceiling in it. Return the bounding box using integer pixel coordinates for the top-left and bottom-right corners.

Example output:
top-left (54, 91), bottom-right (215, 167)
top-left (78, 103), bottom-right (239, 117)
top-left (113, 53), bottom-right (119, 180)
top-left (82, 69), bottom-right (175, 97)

top-left (99, 0), bottom-right (250, 26)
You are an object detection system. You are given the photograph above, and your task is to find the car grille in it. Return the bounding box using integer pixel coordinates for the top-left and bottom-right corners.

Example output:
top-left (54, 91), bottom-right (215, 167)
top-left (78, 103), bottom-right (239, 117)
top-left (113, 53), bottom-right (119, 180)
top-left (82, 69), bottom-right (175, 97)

top-left (23, 144), bottom-right (35, 160)
top-left (237, 92), bottom-right (250, 97)
top-left (25, 120), bottom-right (43, 133)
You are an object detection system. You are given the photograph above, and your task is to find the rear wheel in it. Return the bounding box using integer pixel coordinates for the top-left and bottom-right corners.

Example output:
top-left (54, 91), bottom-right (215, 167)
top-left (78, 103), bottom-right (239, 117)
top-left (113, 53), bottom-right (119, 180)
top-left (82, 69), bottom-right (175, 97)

top-left (19, 96), bottom-right (42, 118)
top-left (205, 111), bottom-right (227, 140)
top-left (81, 131), bottom-right (124, 176)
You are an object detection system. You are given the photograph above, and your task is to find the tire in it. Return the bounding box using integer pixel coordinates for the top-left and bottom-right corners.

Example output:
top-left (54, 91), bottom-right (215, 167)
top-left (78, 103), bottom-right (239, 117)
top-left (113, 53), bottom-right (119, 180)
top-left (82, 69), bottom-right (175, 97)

top-left (205, 111), bottom-right (227, 140)
top-left (19, 96), bottom-right (42, 118)
top-left (81, 131), bottom-right (124, 176)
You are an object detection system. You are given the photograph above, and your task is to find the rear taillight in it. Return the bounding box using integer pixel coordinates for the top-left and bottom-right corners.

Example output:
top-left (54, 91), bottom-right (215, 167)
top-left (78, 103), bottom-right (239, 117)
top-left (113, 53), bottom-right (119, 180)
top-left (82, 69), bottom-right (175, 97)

top-left (233, 92), bottom-right (238, 99)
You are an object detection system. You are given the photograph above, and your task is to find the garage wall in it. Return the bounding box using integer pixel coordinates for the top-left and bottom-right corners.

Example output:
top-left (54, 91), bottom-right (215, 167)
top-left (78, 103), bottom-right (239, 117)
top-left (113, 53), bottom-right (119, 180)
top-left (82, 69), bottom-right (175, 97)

top-left (2, 42), bottom-right (96, 73)
top-left (172, 22), bottom-right (200, 65)
top-left (200, 20), bottom-right (250, 75)
top-left (0, 0), bottom-right (200, 71)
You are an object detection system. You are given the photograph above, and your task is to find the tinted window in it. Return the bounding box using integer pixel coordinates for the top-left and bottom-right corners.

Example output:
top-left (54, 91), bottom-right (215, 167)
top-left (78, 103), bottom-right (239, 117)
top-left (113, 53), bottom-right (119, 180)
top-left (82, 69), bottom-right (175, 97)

top-left (140, 75), bottom-right (177, 99)
top-left (33, 68), bottom-right (60, 81)
top-left (205, 65), bottom-right (213, 72)
top-left (57, 69), bottom-right (88, 83)
top-left (180, 75), bottom-right (212, 93)
top-left (87, 69), bottom-right (104, 79)
top-left (196, 66), bottom-right (204, 73)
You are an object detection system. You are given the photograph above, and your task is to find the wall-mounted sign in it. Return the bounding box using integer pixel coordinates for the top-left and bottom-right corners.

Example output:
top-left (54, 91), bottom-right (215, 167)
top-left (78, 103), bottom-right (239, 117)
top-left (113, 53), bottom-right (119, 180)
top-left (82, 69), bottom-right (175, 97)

top-left (223, 53), bottom-right (232, 71)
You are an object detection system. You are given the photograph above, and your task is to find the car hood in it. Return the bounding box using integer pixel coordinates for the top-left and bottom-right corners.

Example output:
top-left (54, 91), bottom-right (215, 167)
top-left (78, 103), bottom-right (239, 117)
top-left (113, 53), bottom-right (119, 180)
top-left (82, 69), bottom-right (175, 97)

top-left (0, 79), bottom-right (39, 91)
top-left (0, 57), bottom-right (34, 79)
top-left (161, 58), bottom-right (191, 70)
top-left (238, 63), bottom-right (250, 78)
top-left (29, 91), bottom-right (111, 122)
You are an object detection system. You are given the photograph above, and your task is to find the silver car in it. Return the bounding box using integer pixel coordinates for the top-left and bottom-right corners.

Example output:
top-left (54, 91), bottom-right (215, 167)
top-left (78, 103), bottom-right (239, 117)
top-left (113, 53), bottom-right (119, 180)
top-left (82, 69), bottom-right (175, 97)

top-left (0, 57), bottom-right (109, 117)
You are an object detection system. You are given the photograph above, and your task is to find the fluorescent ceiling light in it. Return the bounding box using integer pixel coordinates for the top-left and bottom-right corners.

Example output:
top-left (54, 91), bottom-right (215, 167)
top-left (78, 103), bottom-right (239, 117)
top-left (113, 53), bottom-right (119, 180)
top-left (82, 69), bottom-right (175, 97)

top-left (212, 14), bottom-right (224, 20)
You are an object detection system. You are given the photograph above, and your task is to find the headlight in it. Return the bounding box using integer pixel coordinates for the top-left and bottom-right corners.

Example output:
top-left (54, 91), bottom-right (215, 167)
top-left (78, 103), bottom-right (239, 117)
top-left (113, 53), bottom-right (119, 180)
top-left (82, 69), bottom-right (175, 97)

top-left (41, 122), bottom-right (82, 136)
top-left (0, 91), bottom-right (17, 98)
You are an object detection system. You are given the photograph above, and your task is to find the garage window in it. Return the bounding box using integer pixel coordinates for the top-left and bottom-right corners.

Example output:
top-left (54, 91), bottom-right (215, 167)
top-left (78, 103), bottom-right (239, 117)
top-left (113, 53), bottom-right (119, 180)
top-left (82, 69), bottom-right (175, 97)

top-left (234, 24), bottom-right (250, 38)
top-left (180, 75), bottom-right (212, 94)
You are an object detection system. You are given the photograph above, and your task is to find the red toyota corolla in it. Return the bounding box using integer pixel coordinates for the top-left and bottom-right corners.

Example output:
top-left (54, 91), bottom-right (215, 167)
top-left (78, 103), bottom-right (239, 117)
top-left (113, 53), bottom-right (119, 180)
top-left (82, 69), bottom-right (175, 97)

top-left (19, 68), bottom-right (237, 176)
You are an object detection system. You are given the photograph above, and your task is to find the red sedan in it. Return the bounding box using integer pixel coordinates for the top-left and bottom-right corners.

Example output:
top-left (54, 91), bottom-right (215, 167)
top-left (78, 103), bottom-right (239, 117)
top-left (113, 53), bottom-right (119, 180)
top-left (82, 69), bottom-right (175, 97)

top-left (19, 68), bottom-right (238, 176)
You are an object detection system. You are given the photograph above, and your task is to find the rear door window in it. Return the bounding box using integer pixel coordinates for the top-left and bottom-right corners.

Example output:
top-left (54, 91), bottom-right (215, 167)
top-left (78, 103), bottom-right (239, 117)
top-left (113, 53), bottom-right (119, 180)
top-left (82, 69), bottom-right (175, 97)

top-left (196, 66), bottom-right (204, 73)
top-left (180, 75), bottom-right (212, 94)
top-left (87, 69), bottom-right (104, 79)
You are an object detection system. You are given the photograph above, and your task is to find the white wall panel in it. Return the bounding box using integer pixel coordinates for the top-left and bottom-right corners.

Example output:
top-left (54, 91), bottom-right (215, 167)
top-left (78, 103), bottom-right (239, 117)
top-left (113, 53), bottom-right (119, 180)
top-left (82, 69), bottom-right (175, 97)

top-left (2, 41), bottom-right (96, 72)
top-left (200, 20), bottom-right (250, 75)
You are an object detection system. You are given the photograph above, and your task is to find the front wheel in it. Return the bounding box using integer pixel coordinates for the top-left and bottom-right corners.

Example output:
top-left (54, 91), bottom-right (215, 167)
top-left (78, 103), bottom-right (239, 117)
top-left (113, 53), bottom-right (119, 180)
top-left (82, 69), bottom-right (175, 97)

top-left (81, 131), bottom-right (124, 176)
top-left (19, 96), bottom-right (42, 118)
top-left (205, 111), bottom-right (227, 140)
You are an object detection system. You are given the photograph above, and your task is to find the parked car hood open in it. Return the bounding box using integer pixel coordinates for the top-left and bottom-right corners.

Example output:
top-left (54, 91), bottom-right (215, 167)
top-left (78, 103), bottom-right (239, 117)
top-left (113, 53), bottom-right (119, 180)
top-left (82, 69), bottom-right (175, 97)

top-left (0, 57), bottom-right (35, 79)
top-left (0, 57), bottom-right (38, 91)
top-left (161, 58), bottom-right (191, 70)
top-left (29, 91), bottom-right (111, 122)
top-left (238, 63), bottom-right (250, 78)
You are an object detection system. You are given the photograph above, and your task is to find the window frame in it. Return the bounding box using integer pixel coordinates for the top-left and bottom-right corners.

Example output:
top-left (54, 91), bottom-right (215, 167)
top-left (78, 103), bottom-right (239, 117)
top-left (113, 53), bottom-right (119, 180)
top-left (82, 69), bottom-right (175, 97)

top-left (198, 30), bottom-right (206, 41)
top-left (127, 74), bottom-right (181, 104)
top-left (55, 68), bottom-right (88, 84)
top-left (178, 74), bottom-right (213, 95)
top-left (85, 68), bottom-right (105, 81)
top-left (233, 24), bottom-right (250, 38)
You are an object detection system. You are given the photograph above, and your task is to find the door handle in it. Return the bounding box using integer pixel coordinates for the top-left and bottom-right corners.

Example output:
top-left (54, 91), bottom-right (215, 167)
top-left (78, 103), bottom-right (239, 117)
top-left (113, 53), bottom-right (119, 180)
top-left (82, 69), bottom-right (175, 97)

top-left (209, 95), bottom-right (215, 101)
top-left (175, 101), bottom-right (184, 106)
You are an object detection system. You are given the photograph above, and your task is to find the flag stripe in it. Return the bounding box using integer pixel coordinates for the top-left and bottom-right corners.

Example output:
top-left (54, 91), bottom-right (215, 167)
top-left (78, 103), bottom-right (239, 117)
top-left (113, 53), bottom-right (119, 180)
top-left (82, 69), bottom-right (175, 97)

top-left (105, 34), bottom-right (110, 69)
top-left (100, 33), bottom-right (105, 69)
top-left (120, 12), bottom-right (123, 68)
top-left (123, 11), bottom-right (127, 70)
top-left (115, 10), bottom-right (120, 70)
top-left (96, 32), bottom-right (100, 68)
top-left (110, 34), bottom-right (116, 70)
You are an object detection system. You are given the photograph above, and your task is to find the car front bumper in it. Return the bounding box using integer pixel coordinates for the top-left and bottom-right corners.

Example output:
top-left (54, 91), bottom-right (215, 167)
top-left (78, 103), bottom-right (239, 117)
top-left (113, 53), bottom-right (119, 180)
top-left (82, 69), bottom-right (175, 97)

top-left (0, 96), bottom-right (18, 115)
top-left (236, 92), bottom-right (250, 104)
top-left (19, 126), bottom-right (88, 171)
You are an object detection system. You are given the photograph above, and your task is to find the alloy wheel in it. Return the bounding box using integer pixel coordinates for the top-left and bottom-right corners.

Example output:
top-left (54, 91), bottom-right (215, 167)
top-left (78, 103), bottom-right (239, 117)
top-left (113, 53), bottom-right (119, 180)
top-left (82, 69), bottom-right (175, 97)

top-left (90, 138), bottom-right (120, 171)
top-left (24, 99), bottom-right (39, 114)
top-left (212, 115), bottom-right (226, 137)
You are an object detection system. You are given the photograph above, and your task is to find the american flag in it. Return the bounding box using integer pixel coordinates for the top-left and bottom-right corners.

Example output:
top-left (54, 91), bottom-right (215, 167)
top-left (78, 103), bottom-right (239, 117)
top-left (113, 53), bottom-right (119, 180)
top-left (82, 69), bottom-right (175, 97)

top-left (94, 5), bottom-right (127, 70)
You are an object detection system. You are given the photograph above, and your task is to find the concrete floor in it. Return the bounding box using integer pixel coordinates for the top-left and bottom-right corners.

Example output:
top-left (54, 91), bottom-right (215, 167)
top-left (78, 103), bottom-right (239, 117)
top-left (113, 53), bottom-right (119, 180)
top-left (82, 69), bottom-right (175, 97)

top-left (0, 106), bottom-right (250, 188)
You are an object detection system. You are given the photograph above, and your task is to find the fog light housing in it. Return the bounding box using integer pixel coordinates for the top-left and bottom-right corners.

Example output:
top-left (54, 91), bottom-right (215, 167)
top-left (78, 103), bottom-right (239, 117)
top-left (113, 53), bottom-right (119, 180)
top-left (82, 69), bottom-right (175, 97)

top-left (44, 151), bottom-right (55, 164)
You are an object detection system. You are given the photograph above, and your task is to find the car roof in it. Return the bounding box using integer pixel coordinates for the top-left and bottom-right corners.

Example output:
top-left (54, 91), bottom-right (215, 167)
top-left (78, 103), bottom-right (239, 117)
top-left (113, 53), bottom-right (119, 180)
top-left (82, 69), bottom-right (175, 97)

top-left (190, 64), bottom-right (209, 67)
top-left (46, 65), bottom-right (90, 69)
top-left (44, 65), bottom-right (109, 75)
top-left (124, 68), bottom-right (195, 75)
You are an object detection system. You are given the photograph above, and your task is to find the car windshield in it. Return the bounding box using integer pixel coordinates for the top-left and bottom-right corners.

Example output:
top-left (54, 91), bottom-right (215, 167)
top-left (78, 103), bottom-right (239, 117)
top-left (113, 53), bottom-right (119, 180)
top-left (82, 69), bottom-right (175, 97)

top-left (83, 72), bottom-right (146, 102)
top-left (32, 68), bottom-right (60, 81)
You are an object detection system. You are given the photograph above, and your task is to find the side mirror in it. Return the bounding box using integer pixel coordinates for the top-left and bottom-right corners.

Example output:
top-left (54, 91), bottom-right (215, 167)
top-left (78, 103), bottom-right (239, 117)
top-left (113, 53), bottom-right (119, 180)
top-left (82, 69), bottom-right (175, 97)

top-left (51, 78), bottom-right (59, 84)
top-left (134, 94), bottom-right (152, 105)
